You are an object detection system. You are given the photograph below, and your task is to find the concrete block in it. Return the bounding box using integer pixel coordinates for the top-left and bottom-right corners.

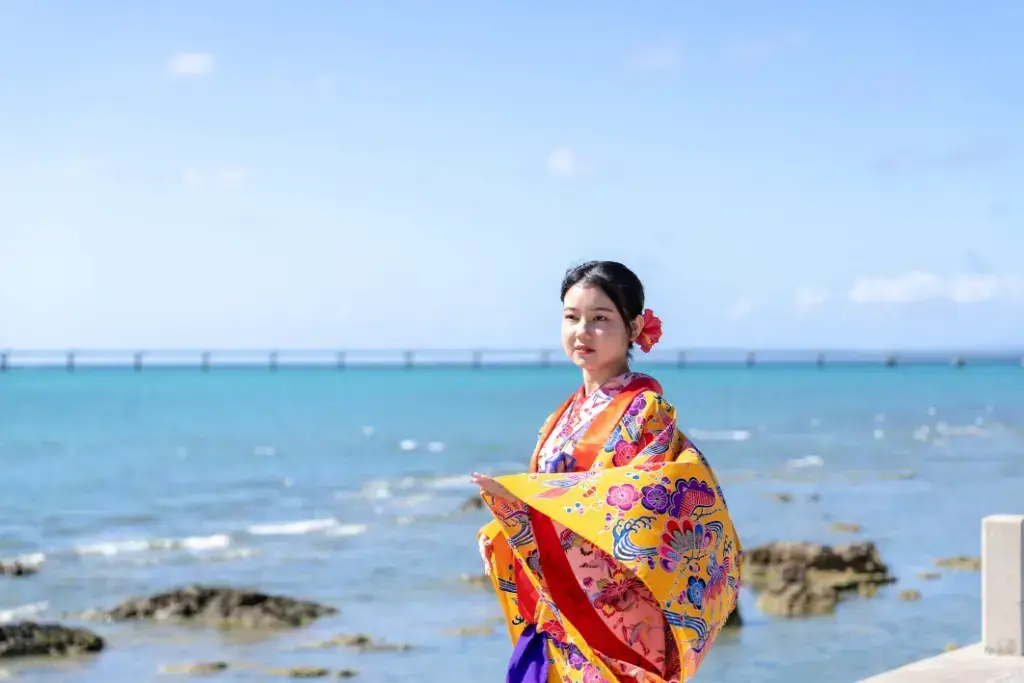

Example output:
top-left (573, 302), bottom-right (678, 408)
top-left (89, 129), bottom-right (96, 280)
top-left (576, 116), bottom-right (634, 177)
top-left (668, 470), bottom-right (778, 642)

top-left (983, 515), bottom-right (1024, 656)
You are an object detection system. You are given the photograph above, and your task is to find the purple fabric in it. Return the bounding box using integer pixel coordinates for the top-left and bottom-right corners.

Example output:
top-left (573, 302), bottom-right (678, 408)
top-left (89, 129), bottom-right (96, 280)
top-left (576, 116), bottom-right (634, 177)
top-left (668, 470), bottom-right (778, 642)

top-left (507, 623), bottom-right (550, 683)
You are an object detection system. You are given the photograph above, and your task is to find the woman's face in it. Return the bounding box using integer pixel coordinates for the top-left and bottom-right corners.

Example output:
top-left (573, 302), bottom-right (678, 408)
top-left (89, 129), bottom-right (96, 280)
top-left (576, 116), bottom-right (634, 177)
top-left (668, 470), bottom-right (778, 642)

top-left (561, 285), bottom-right (636, 372)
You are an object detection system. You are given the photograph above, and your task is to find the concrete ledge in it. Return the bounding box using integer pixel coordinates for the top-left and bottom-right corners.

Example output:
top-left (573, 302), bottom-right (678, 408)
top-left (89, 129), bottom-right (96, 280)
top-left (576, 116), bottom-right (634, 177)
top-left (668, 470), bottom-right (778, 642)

top-left (860, 515), bottom-right (1024, 682)
top-left (859, 644), bottom-right (1024, 683)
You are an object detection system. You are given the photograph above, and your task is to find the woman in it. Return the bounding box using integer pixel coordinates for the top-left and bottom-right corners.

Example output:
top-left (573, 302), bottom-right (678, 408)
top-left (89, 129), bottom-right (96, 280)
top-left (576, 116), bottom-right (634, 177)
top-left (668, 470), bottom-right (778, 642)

top-left (471, 261), bottom-right (741, 683)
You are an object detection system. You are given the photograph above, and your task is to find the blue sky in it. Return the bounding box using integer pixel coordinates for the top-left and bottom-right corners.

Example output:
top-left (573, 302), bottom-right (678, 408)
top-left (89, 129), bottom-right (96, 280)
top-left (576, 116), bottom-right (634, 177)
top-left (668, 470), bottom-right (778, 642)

top-left (0, 1), bottom-right (1021, 351)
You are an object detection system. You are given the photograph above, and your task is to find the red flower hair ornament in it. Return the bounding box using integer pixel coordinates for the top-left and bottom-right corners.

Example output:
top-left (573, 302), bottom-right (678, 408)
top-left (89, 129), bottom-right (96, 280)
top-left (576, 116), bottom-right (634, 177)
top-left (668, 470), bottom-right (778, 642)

top-left (635, 308), bottom-right (663, 353)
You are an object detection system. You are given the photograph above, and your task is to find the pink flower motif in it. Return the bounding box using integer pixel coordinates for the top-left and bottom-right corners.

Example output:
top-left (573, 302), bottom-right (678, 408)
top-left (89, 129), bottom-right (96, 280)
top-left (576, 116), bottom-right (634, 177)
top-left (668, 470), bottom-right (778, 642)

top-left (605, 483), bottom-right (639, 511)
top-left (612, 440), bottom-right (638, 465)
top-left (636, 308), bottom-right (663, 353)
top-left (582, 664), bottom-right (605, 683)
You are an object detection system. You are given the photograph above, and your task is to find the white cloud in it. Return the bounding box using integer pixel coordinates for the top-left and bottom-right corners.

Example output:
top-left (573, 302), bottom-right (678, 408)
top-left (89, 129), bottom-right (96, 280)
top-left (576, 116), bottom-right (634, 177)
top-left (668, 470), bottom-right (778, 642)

top-left (182, 167), bottom-right (249, 189)
top-left (544, 147), bottom-right (593, 179)
top-left (724, 298), bottom-right (754, 319)
top-left (167, 52), bottom-right (215, 78)
top-left (628, 46), bottom-right (680, 70)
top-left (794, 286), bottom-right (830, 314)
top-left (848, 271), bottom-right (1024, 304)
top-left (948, 274), bottom-right (1024, 303)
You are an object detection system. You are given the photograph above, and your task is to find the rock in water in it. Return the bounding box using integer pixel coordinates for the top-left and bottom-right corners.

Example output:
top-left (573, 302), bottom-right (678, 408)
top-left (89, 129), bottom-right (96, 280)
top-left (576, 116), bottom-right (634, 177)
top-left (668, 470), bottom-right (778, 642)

top-left (723, 603), bottom-right (743, 628)
top-left (744, 540), bottom-right (895, 592)
top-left (744, 541), bottom-right (896, 618)
top-left (160, 661), bottom-right (230, 675)
top-left (756, 563), bottom-right (839, 617)
top-left (459, 496), bottom-right (485, 511)
top-left (0, 622), bottom-right (104, 658)
top-left (101, 585), bottom-right (337, 628)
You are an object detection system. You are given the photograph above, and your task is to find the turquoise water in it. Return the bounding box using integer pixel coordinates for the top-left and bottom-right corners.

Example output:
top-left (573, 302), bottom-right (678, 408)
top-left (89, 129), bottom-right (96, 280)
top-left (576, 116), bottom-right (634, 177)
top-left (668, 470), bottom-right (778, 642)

top-left (1, 365), bottom-right (1023, 682)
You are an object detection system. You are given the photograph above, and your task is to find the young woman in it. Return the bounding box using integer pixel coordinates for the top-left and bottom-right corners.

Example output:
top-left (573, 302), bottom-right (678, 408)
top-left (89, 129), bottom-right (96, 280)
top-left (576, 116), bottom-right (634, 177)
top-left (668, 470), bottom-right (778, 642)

top-left (471, 261), bottom-right (741, 683)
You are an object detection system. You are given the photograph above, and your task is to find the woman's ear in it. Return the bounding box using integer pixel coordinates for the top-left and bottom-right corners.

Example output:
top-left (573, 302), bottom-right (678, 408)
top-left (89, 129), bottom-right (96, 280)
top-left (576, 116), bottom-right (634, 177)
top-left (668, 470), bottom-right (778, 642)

top-left (631, 315), bottom-right (644, 341)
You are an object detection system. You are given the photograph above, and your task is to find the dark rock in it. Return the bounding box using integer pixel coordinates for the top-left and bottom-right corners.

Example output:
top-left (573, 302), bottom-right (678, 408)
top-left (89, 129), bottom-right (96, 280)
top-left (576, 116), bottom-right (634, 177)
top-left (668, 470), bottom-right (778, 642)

top-left (460, 496), bottom-right (485, 511)
top-left (458, 573), bottom-right (490, 588)
top-left (100, 585), bottom-right (337, 629)
top-left (304, 633), bottom-right (413, 652)
top-left (444, 625), bottom-right (494, 637)
top-left (755, 562), bottom-right (839, 617)
top-left (723, 603), bottom-right (742, 628)
top-left (0, 622), bottom-right (104, 658)
top-left (744, 540), bottom-right (895, 592)
top-left (745, 541), bottom-right (896, 618)
top-left (934, 555), bottom-right (981, 572)
top-left (266, 666), bottom-right (331, 678)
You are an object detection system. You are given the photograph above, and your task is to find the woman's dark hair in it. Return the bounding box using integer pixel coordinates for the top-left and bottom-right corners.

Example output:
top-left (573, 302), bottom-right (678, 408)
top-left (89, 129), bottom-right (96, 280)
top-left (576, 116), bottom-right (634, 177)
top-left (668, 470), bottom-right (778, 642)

top-left (560, 260), bottom-right (646, 354)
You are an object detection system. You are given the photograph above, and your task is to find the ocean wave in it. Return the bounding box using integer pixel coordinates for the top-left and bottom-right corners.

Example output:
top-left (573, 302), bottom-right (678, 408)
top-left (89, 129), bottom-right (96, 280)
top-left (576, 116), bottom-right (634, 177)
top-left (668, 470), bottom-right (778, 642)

top-left (326, 524), bottom-right (368, 537)
top-left (913, 421), bottom-right (995, 443)
top-left (341, 472), bottom-right (477, 504)
top-left (246, 517), bottom-right (345, 536)
top-left (0, 601), bottom-right (48, 623)
top-left (5, 552), bottom-right (46, 567)
top-left (786, 455), bottom-right (824, 468)
top-left (74, 533), bottom-right (231, 556)
top-left (21, 513), bottom-right (374, 572)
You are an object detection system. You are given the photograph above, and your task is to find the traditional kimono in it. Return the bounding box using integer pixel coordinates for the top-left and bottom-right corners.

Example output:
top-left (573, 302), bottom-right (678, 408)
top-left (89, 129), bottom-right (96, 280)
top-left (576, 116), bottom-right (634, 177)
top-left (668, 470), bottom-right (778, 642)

top-left (478, 372), bottom-right (741, 682)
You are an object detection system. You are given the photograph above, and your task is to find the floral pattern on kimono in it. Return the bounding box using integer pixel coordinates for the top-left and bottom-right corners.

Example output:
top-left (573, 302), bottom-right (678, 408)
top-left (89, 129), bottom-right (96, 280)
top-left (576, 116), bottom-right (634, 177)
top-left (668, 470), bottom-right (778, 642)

top-left (478, 373), bottom-right (742, 683)
top-left (536, 374), bottom-right (674, 679)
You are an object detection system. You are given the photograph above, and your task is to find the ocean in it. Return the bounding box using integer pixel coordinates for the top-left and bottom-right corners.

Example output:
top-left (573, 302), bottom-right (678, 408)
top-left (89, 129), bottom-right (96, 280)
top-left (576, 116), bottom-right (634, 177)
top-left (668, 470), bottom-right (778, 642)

top-left (1, 364), bottom-right (1022, 682)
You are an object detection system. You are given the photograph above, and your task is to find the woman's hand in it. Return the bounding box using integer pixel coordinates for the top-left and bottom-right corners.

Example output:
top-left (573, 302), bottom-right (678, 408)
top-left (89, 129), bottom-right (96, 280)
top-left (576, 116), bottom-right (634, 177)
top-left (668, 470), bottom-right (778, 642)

top-left (470, 472), bottom-right (518, 502)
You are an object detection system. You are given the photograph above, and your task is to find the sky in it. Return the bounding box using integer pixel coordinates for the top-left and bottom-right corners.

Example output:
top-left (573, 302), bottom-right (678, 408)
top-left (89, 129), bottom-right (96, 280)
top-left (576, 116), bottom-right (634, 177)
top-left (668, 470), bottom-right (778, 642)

top-left (1, 1), bottom-right (1022, 351)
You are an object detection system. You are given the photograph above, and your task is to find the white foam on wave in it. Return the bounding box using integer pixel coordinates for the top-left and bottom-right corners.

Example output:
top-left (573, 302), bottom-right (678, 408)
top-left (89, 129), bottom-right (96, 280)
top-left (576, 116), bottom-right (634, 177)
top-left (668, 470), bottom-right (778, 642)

top-left (687, 428), bottom-right (752, 442)
top-left (246, 517), bottom-right (341, 536)
top-left (786, 455), bottom-right (824, 468)
top-left (913, 422), bottom-right (992, 443)
top-left (6, 552), bottom-right (46, 567)
top-left (935, 421), bottom-right (989, 437)
top-left (326, 524), bottom-right (368, 537)
top-left (74, 533), bottom-right (231, 556)
top-left (0, 601), bottom-right (48, 623)
top-left (399, 439), bottom-right (417, 451)
top-left (426, 441), bottom-right (446, 453)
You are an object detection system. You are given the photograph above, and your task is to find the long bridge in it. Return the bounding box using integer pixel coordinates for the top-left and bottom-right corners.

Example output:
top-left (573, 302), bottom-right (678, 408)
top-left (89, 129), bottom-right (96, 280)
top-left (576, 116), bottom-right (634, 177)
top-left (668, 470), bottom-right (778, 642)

top-left (0, 347), bottom-right (1021, 372)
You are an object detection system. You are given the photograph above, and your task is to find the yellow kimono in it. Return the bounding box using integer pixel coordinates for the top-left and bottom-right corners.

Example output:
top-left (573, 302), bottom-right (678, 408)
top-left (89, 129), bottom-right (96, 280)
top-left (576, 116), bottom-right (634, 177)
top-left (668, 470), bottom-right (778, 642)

top-left (478, 373), bottom-right (741, 682)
